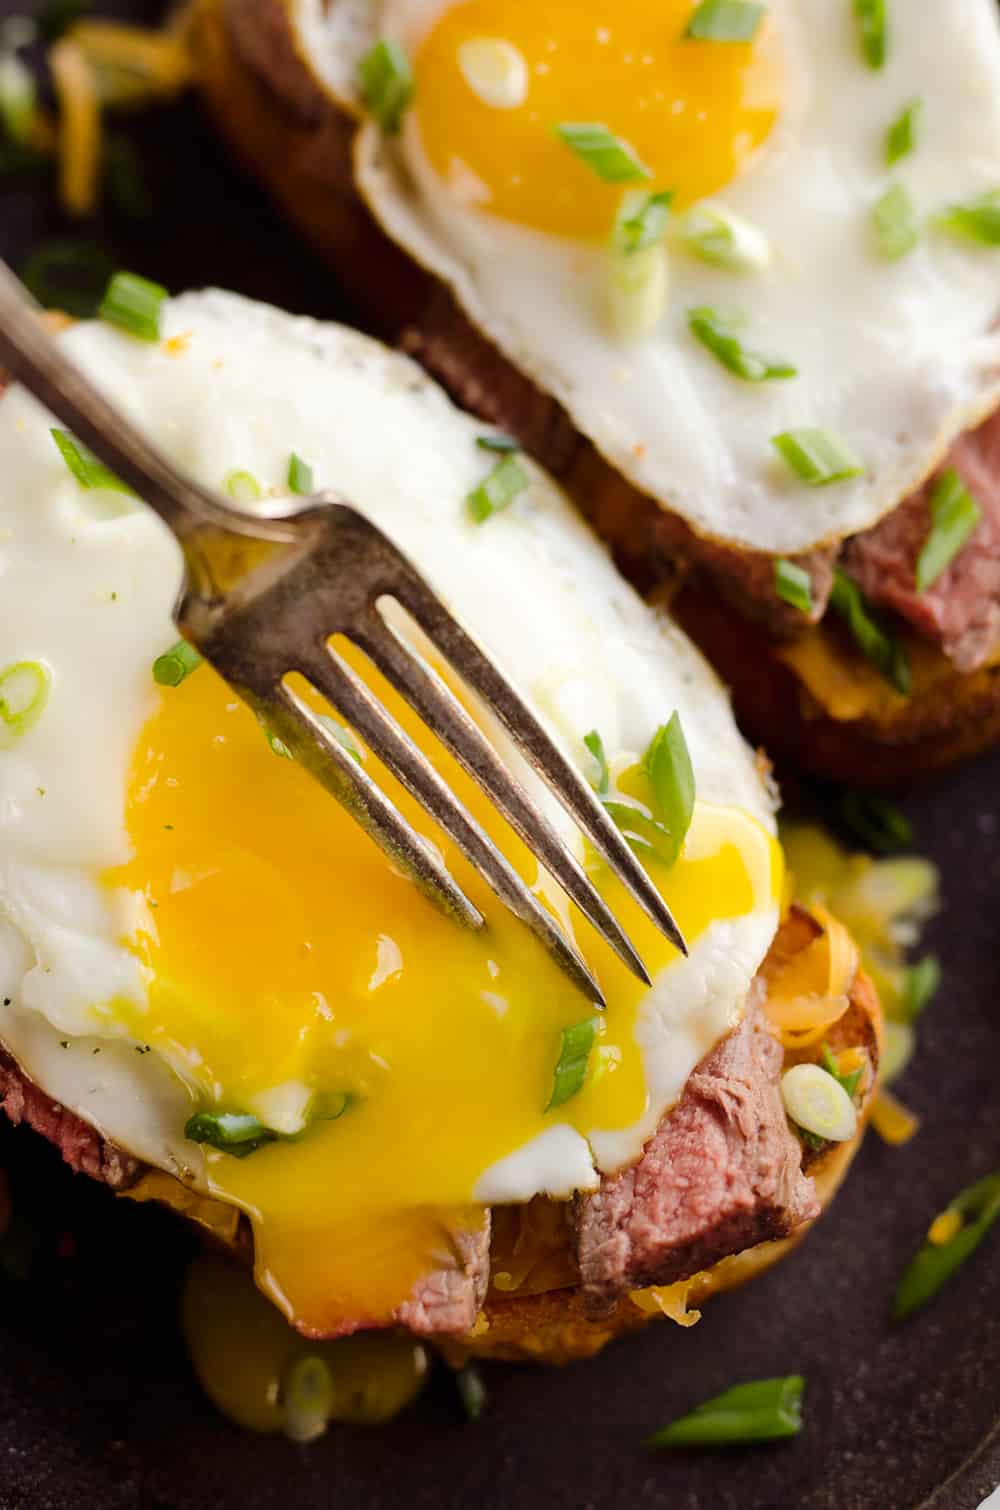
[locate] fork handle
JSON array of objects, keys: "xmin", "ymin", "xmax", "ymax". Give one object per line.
[{"xmin": 0, "ymin": 261, "xmax": 296, "ymax": 570}]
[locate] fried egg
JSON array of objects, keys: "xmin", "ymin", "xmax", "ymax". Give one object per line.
[
  {"xmin": 305, "ymin": 0, "xmax": 1000, "ymax": 552},
  {"xmin": 0, "ymin": 290, "xmax": 780, "ymax": 1334}
]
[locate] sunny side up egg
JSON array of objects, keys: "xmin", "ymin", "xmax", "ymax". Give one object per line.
[
  {"xmin": 340, "ymin": 0, "xmax": 1000, "ymax": 553},
  {"xmin": 0, "ymin": 290, "xmax": 780, "ymax": 1336}
]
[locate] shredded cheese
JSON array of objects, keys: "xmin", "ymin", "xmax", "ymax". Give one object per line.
[
  {"xmin": 630, "ymin": 1275, "xmax": 705, "ymax": 1328},
  {"xmin": 868, "ymin": 1088, "xmax": 920, "ymax": 1145},
  {"xmin": 49, "ymin": 39, "xmax": 101, "ymax": 218}
]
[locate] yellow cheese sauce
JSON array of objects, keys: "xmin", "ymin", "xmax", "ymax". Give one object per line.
[
  {"xmin": 411, "ymin": 0, "xmax": 783, "ymax": 238},
  {"xmin": 105, "ymin": 653, "xmax": 779, "ymax": 1334}
]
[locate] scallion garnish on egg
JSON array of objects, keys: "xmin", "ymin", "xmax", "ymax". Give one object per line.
[
  {"xmin": 871, "ymin": 183, "xmax": 918, "ymax": 260},
  {"xmin": 51, "ymin": 427, "xmax": 134, "ymax": 494},
  {"xmin": 287, "ymin": 453, "xmax": 314, "ymax": 496},
  {"xmin": 0, "ymin": 660, "xmax": 50, "ymax": 738},
  {"xmin": 688, "ymin": 307, "xmax": 797, "ymax": 382},
  {"xmin": 673, "ymin": 203, "xmax": 770, "ymax": 272},
  {"xmin": 554, "ymin": 122, "xmax": 651, "ymax": 184},
  {"xmin": 466, "ymin": 452, "xmax": 529, "ymax": 523},
  {"xmin": 647, "ymin": 1377, "xmax": 805, "ymax": 1448},
  {"xmin": 475, "ymin": 432, "xmax": 519, "ymax": 454},
  {"xmin": 358, "ymin": 38, "xmax": 414, "ymax": 135},
  {"xmin": 97, "ymin": 269, "xmax": 167, "ymax": 342},
  {"xmin": 893, "ymin": 1172, "xmax": 1000, "ymax": 1321},
  {"xmin": 152, "ymin": 638, "xmax": 202, "ymax": 687},
  {"xmin": 546, "ymin": 1017, "xmax": 598, "ymax": 1110},
  {"xmin": 644, "ymin": 713, "xmax": 695, "ymax": 869},
  {"xmin": 853, "ymin": 0, "xmax": 888, "ymax": 71},
  {"xmin": 886, "ymin": 98, "xmax": 922, "ymax": 166},
  {"xmin": 771, "ymin": 428, "xmax": 864, "ymax": 487},
  {"xmin": 223, "ymin": 468, "xmax": 263, "ymax": 504},
  {"xmin": 683, "ymin": 0, "xmax": 766, "ymax": 44},
  {"xmin": 774, "ymin": 558, "xmax": 813, "ymax": 614},
  {"xmin": 934, "ymin": 190, "xmax": 1000, "ymax": 246},
  {"xmin": 613, "ymin": 189, "xmax": 675, "ymax": 256},
  {"xmin": 915, "ymin": 468, "xmax": 982, "ymax": 591},
  {"xmin": 185, "ymin": 1110, "xmax": 277, "ymax": 1159},
  {"xmin": 583, "ymin": 729, "xmax": 610, "ymax": 796},
  {"xmin": 828, "ymin": 567, "xmax": 911, "ymax": 694}
]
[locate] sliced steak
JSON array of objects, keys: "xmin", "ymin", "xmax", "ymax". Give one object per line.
[
  {"xmin": 395, "ymin": 1216, "xmax": 492, "ymax": 1337},
  {"xmin": 844, "ymin": 407, "xmax": 1000, "ymax": 671},
  {"xmin": 0, "ymin": 1046, "xmax": 139, "ymax": 1189},
  {"xmin": 401, "ymin": 290, "xmax": 836, "ymax": 636},
  {"xmin": 574, "ymin": 996, "xmax": 817, "ymax": 1316}
]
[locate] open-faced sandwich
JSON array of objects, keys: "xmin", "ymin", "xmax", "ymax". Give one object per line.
[
  {"xmin": 188, "ymin": 0, "xmax": 1000, "ymax": 784},
  {"xmin": 0, "ymin": 288, "xmax": 881, "ymax": 1397}
]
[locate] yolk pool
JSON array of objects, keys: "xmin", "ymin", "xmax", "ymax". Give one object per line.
[
  {"xmin": 411, "ymin": 0, "xmax": 783, "ymax": 239},
  {"xmin": 105, "ymin": 652, "xmax": 779, "ymax": 1335}
]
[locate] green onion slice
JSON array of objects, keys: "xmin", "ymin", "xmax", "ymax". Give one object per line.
[
  {"xmin": 0, "ymin": 51, "xmax": 36, "ymax": 142},
  {"xmin": 688, "ymin": 306, "xmax": 796, "ymax": 382},
  {"xmin": 98, "ymin": 270, "xmax": 167, "ymax": 342},
  {"xmin": 456, "ymin": 1363, "xmax": 488, "ymax": 1422},
  {"xmin": 893, "ymin": 1173, "xmax": 1000, "ymax": 1321},
  {"xmin": 184, "ymin": 1111, "xmax": 277, "ymax": 1159},
  {"xmin": 546, "ymin": 1018, "xmax": 598, "ymax": 1110},
  {"xmin": 475, "ymin": 432, "xmax": 519, "ymax": 454},
  {"xmin": 358, "ymin": 38, "xmax": 414, "ymax": 134},
  {"xmin": 684, "ymin": 0, "xmax": 766, "ymax": 43},
  {"xmin": 153, "ymin": 639, "xmax": 202, "ymax": 687},
  {"xmin": 466, "ymin": 453, "xmax": 529, "ymax": 523},
  {"xmin": 772, "ymin": 428, "xmax": 864, "ymax": 487},
  {"xmin": 643, "ymin": 712, "xmax": 695, "ymax": 868},
  {"xmin": 0, "ymin": 661, "xmax": 50, "ymax": 738},
  {"xmin": 872, "ymin": 183, "xmax": 918, "ymax": 260},
  {"xmin": 774, "ymin": 558, "xmax": 813, "ymax": 614},
  {"xmin": 782, "ymin": 1062, "xmax": 857, "ymax": 1143},
  {"xmin": 20, "ymin": 240, "xmax": 115, "ymax": 319},
  {"xmin": 886, "ymin": 98, "xmax": 921, "ymax": 166},
  {"xmin": 583, "ymin": 729, "xmax": 610, "ymax": 796},
  {"xmin": 838, "ymin": 790, "xmax": 912, "ymax": 853},
  {"xmin": 820, "ymin": 1042, "xmax": 863, "ymax": 1100},
  {"xmin": 934, "ymin": 190, "xmax": 1000, "ymax": 246},
  {"xmin": 853, "ymin": 0, "xmax": 888, "ymax": 70},
  {"xmin": 282, "ymin": 1355, "xmax": 334, "ymax": 1444},
  {"xmin": 915, "ymin": 468, "xmax": 982, "ymax": 591},
  {"xmin": 609, "ymin": 242, "xmax": 668, "ymax": 342},
  {"xmin": 674, "ymin": 202, "xmax": 770, "ymax": 271},
  {"xmin": 554, "ymin": 122, "xmax": 651, "ymax": 184},
  {"xmin": 829, "ymin": 568, "xmax": 911, "ymax": 693},
  {"xmin": 648, "ymin": 1376, "xmax": 805, "ymax": 1448},
  {"xmin": 287, "ymin": 453, "xmax": 314, "ymax": 496},
  {"xmin": 224, "ymin": 469, "xmax": 263, "ymax": 504},
  {"xmin": 613, "ymin": 189, "xmax": 674, "ymax": 255},
  {"xmin": 902, "ymin": 955, "xmax": 940, "ymax": 1020},
  {"xmin": 602, "ymin": 802, "xmax": 678, "ymax": 866},
  {"xmin": 51, "ymin": 428, "xmax": 134, "ymax": 494}
]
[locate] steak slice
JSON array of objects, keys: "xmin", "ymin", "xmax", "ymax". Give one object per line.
[
  {"xmin": 0, "ymin": 1047, "xmax": 139, "ymax": 1189},
  {"xmin": 844, "ymin": 407, "xmax": 1000, "ymax": 672},
  {"xmin": 575, "ymin": 996, "xmax": 817, "ymax": 1316},
  {"xmin": 395, "ymin": 1217, "xmax": 492, "ymax": 1337}
]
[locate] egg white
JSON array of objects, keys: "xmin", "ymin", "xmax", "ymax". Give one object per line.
[
  {"xmin": 333, "ymin": 0, "xmax": 1000, "ymax": 553},
  {"xmin": 0, "ymin": 290, "xmax": 776, "ymax": 1201}
]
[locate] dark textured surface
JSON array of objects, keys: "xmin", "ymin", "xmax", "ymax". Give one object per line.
[{"xmin": 0, "ymin": 4, "xmax": 998, "ymax": 1506}]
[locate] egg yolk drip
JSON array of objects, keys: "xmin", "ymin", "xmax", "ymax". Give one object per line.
[
  {"xmin": 411, "ymin": 0, "xmax": 783, "ymax": 239},
  {"xmin": 105, "ymin": 650, "xmax": 779, "ymax": 1335}
]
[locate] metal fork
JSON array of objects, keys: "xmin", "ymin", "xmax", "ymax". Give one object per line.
[{"xmin": 0, "ymin": 263, "xmax": 686, "ymax": 1005}]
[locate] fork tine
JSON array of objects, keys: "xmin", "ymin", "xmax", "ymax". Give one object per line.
[
  {"xmin": 353, "ymin": 609, "xmax": 653, "ymax": 987},
  {"xmin": 257, "ymin": 683, "xmax": 483, "ymax": 931},
  {"xmin": 387, "ymin": 575, "xmax": 688, "ymax": 957},
  {"xmin": 288, "ymin": 647, "xmax": 607, "ymax": 1007}
]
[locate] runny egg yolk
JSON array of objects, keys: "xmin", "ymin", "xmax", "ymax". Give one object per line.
[
  {"xmin": 105, "ymin": 649, "xmax": 780, "ymax": 1336},
  {"xmin": 411, "ymin": 0, "xmax": 783, "ymax": 239}
]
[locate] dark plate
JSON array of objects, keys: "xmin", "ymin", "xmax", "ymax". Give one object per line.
[{"xmin": 0, "ymin": 6, "xmax": 998, "ymax": 1506}]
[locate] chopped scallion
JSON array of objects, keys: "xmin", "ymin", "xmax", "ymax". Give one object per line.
[
  {"xmin": 684, "ymin": 0, "xmax": 766, "ymax": 42},
  {"xmin": 546, "ymin": 1017, "xmax": 598, "ymax": 1110},
  {"xmin": 648, "ymin": 1377, "xmax": 805, "ymax": 1448},
  {"xmin": 688, "ymin": 306, "xmax": 796, "ymax": 382},
  {"xmin": 901, "ymin": 955, "xmax": 940, "ymax": 1020},
  {"xmin": 20, "ymin": 240, "xmax": 114, "ymax": 319},
  {"xmin": 886, "ymin": 98, "xmax": 921, "ymax": 166},
  {"xmin": 98, "ymin": 270, "xmax": 167, "ymax": 342},
  {"xmin": 475, "ymin": 432, "xmax": 519, "ymax": 454},
  {"xmin": 0, "ymin": 51, "xmax": 35, "ymax": 142},
  {"xmin": 782, "ymin": 1062, "xmax": 857, "ymax": 1143},
  {"xmin": 772, "ymin": 428, "xmax": 864, "ymax": 487},
  {"xmin": 839, "ymin": 790, "xmax": 912, "ymax": 853},
  {"xmin": 358, "ymin": 38, "xmax": 414, "ymax": 134},
  {"xmin": 51, "ymin": 428, "xmax": 134, "ymax": 494},
  {"xmin": 934, "ymin": 190, "xmax": 1000, "ymax": 246},
  {"xmin": 184, "ymin": 1110, "xmax": 276, "ymax": 1159},
  {"xmin": 224, "ymin": 469, "xmax": 263, "ymax": 504},
  {"xmin": 153, "ymin": 639, "xmax": 202, "ymax": 687},
  {"xmin": 774, "ymin": 558, "xmax": 813, "ymax": 614},
  {"xmin": 819, "ymin": 1042, "xmax": 863, "ymax": 1101},
  {"xmin": 609, "ymin": 240, "xmax": 668, "ymax": 341},
  {"xmin": 613, "ymin": 189, "xmax": 674, "ymax": 255},
  {"xmin": 456, "ymin": 1363, "xmax": 487, "ymax": 1422},
  {"xmin": 554, "ymin": 122, "xmax": 651, "ymax": 184},
  {"xmin": 466, "ymin": 453, "xmax": 529, "ymax": 523},
  {"xmin": 287, "ymin": 453, "xmax": 314, "ymax": 496},
  {"xmin": 282, "ymin": 1356, "xmax": 334, "ymax": 1445},
  {"xmin": 643, "ymin": 713, "xmax": 695, "ymax": 869},
  {"xmin": 829, "ymin": 568, "xmax": 910, "ymax": 693},
  {"xmin": 893, "ymin": 1172, "xmax": 1000, "ymax": 1321},
  {"xmin": 872, "ymin": 183, "xmax": 918, "ymax": 260},
  {"xmin": 583, "ymin": 729, "xmax": 610, "ymax": 796},
  {"xmin": 0, "ymin": 661, "xmax": 50, "ymax": 738},
  {"xmin": 915, "ymin": 468, "xmax": 982, "ymax": 591},
  {"xmin": 853, "ymin": 0, "xmax": 888, "ymax": 70},
  {"xmin": 674, "ymin": 202, "xmax": 770, "ymax": 271}
]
